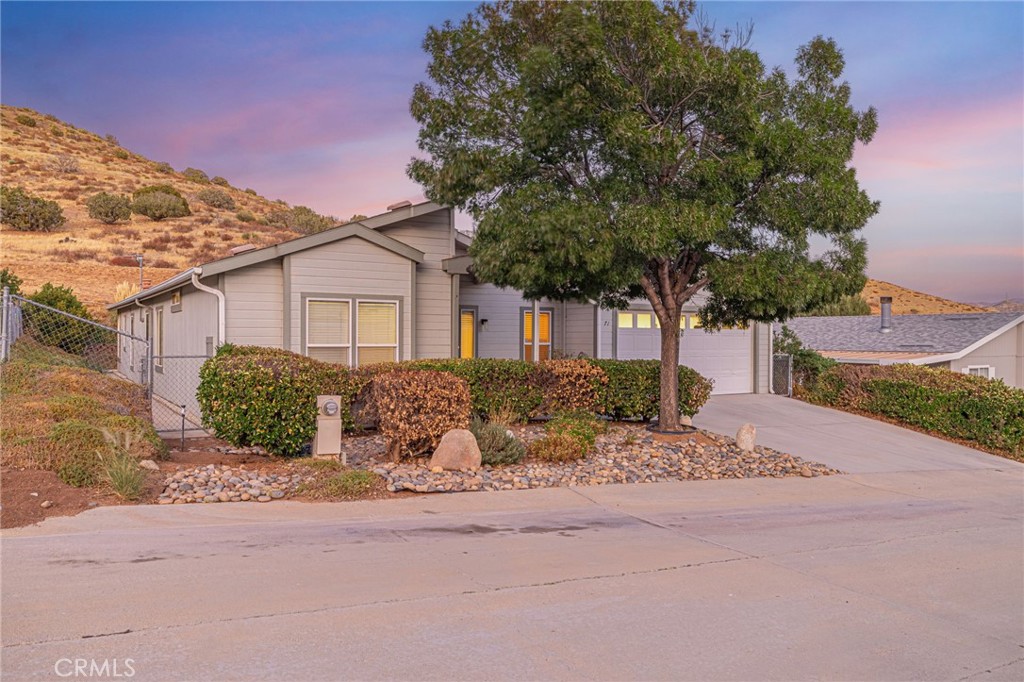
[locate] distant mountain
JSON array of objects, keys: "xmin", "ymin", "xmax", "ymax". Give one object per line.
[
  {"xmin": 988, "ymin": 299, "xmax": 1024, "ymax": 313},
  {"xmin": 0, "ymin": 105, "xmax": 304, "ymax": 316},
  {"xmin": 859, "ymin": 279, "xmax": 996, "ymax": 315}
]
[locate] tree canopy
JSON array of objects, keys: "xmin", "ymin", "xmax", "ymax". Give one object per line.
[{"xmin": 409, "ymin": 0, "xmax": 878, "ymax": 427}]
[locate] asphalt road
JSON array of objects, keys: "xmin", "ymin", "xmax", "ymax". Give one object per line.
[{"xmin": 2, "ymin": 396, "xmax": 1022, "ymax": 681}]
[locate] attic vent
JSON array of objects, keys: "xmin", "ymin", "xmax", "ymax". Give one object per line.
[
  {"xmin": 230, "ymin": 244, "xmax": 257, "ymax": 256},
  {"xmin": 387, "ymin": 200, "xmax": 412, "ymax": 211}
]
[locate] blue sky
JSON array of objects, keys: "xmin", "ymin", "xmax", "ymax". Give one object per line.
[{"xmin": 2, "ymin": 1, "xmax": 1021, "ymax": 303}]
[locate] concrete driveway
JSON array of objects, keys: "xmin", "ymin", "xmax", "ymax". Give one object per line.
[{"xmin": 2, "ymin": 395, "xmax": 1022, "ymax": 681}]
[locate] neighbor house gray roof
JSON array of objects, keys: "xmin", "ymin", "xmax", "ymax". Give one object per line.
[{"xmin": 780, "ymin": 312, "xmax": 1024, "ymax": 364}]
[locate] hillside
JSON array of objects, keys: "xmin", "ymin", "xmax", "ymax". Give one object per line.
[
  {"xmin": 0, "ymin": 105, "xmax": 305, "ymax": 317},
  {"xmin": 859, "ymin": 279, "xmax": 994, "ymax": 315}
]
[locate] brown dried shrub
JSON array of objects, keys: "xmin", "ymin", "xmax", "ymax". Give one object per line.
[
  {"xmin": 142, "ymin": 233, "xmax": 172, "ymax": 251},
  {"xmin": 150, "ymin": 258, "xmax": 175, "ymax": 269},
  {"xmin": 368, "ymin": 370, "xmax": 471, "ymax": 461},
  {"xmin": 46, "ymin": 246, "xmax": 100, "ymax": 262},
  {"xmin": 538, "ymin": 359, "xmax": 608, "ymax": 415},
  {"xmin": 109, "ymin": 255, "xmax": 138, "ymax": 267}
]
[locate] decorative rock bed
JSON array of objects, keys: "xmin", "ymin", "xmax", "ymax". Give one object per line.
[
  {"xmin": 373, "ymin": 425, "xmax": 841, "ymax": 494},
  {"xmin": 157, "ymin": 465, "xmax": 303, "ymax": 504}
]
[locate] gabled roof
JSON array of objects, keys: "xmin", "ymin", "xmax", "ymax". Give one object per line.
[
  {"xmin": 781, "ymin": 312, "xmax": 1024, "ymax": 365},
  {"xmin": 109, "ymin": 202, "xmax": 443, "ymax": 311}
]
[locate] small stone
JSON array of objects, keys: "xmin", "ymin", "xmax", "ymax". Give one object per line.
[
  {"xmin": 270, "ymin": 490, "xmax": 285, "ymax": 499},
  {"xmin": 158, "ymin": 498, "xmax": 174, "ymax": 505},
  {"xmin": 29, "ymin": 492, "xmax": 38, "ymax": 497},
  {"xmin": 430, "ymin": 466, "xmax": 444, "ymax": 474},
  {"xmin": 257, "ymin": 495, "xmax": 272, "ymax": 503},
  {"xmin": 240, "ymin": 493, "xmax": 251, "ymax": 501},
  {"xmin": 138, "ymin": 460, "xmax": 160, "ymax": 471},
  {"xmin": 40, "ymin": 500, "xmax": 54, "ymax": 509},
  {"xmin": 800, "ymin": 467, "xmax": 813, "ymax": 477},
  {"xmin": 736, "ymin": 423, "xmax": 756, "ymax": 452}
]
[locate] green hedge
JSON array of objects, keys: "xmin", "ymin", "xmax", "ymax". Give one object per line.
[
  {"xmin": 197, "ymin": 347, "xmax": 715, "ymax": 455},
  {"xmin": 804, "ymin": 364, "xmax": 1024, "ymax": 457},
  {"xmin": 197, "ymin": 345, "xmax": 352, "ymax": 456},
  {"xmin": 592, "ymin": 359, "xmax": 713, "ymax": 420}
]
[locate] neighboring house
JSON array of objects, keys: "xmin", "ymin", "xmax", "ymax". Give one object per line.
[
  {"xmin": 110, "ymin": 201, "xmax": 772, "ymax": 422},
  {"xmin": 782, "ymin": 298, "xmax": 1024, "ymax": 388}
]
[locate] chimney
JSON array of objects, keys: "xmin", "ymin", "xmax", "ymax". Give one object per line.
[{"xmin": 880, "ymin": 296, "xmax": 893, "ymax": 333}]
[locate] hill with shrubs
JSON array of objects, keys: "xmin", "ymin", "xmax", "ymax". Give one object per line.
[{"xmin": 0, "ymin": 105, "xmax": 346, "ymax": 317}]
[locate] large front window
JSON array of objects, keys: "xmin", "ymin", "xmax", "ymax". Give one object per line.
[{"xmin": 305, "ymin": 298, "xmax": 399, "ymax": 366}]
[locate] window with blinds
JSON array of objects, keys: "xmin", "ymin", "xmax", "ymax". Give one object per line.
[
  {"xmin": 460, "ymin": 309, "xmax": 475, "ymax": 359},
  {"xmin": 357, "ymin": 301, "xmax": 398, "ymax": 366},
  {"xmin": 306, "ymin": 299, "xmax": 350, "ymax": 364},
  {"xmin": 523, "ymin": 310, "xmax": 552, "ymax": 361}
]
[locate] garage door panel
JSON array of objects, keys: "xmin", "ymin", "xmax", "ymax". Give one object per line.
[{"xmin": 617, "ymin": 326, "xmax": 752, "ymax": 395}]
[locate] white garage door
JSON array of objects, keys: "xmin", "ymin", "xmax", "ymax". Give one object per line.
[{"xmin": 615, "ymin": 311, "xmax": 753, "ymax": 395}]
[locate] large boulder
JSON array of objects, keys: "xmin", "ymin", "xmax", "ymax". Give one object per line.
[{"xmin": 429, "ymin": 429, "xmax": 481, "ymax": 471}]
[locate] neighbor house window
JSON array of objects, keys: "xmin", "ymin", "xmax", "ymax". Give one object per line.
[
  {"xmin": 306, "ymin": 299, "xmax": 351, "ymax": 364},
  {"xmin": 964, "ymin": 365, "xmax": 994, "ymax": 379},
  {"xmin": 688, "ymin": 314, "xmax": 703, "ymax": 329},
  {"xmin": 636, "ymin": 313, "xmax": 652, "ymax": 329},
  {"xmin": 523, "ymin": 310, "xmax": 552, "ymax": 361},
  {"xmin": 356, "ymin": 301, "xmax": 398, "ymax": 366},
  {"xmin": 617, "ymin": 312, "xmax": 633, "ymax": 329}
]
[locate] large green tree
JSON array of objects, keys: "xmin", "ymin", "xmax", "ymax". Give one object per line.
[{"xmin": 409, "ymin": 1, "xmax": 878, "ymax": 429}]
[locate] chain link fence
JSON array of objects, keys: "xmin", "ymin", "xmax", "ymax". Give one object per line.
[
  {"xmin": 771, "ymin": 353, "xmax": 793, "ymax": 396},
  {"xmin": 1, "ymin": 288, "xmax": 210, "ymax": 442}
]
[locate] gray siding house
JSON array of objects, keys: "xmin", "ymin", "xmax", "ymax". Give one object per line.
[
  {"xmin": 110, "ymin": 202, "xmax": 772, "ymax": 422},
  {"xmin": 782, "ymin": 306, "xmax": 1024, "ymax": 389}
]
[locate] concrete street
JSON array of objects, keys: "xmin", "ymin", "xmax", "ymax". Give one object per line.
[{"xmin": 2, "ymin": 395, "xmax": 1022, "ymax": 681}]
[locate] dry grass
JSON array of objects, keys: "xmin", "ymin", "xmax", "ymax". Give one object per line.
[
  {"xmin": 0, "ymin": 104, "xmax": 300, "ymax": 315},
  {"xmin": 0, "ymin": 341, "xmax": 165, "ymax": 477},
  {"xmin": 861, "ymin": 279, "xmax": 995, "ymax": 315}
]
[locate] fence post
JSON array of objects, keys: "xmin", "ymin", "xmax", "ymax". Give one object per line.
[{"xmin": 1, "ymin": 286, "xmax": 9, "ymax": 362}]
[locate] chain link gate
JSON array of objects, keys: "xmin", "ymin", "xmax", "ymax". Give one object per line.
[{"xmin": 772, "ymin": 353, "xmax": 793, "ymax": 396}]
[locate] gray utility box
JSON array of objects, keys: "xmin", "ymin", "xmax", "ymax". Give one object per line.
[{"xmin": 313, "ymin": 395, "xmax": 343, "ymax": 460}]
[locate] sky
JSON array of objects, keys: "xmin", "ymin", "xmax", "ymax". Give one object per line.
[{"xmin": 1, "ymin": 1, "xmax": 1021, "ymax": 304}]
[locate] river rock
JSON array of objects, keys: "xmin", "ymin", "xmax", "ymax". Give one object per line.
[{"xmin": 736, "ymin": 423, "xmax": 756, "ymax": 452}]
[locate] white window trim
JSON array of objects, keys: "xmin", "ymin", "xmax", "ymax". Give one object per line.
[
  {"xmin": 305, "ymin": 297, "xmax": 352, "ymax": 366},
  {"xmin": 356, "ymin": 299, "xmax": 400, "ymax": 365},
  {"xmin": 963, "ymin": 365, "xmax": 994, "ymax": 379},
  {"xmin": 522, "ymin": 309, "xmax": 553, "ymax": 360},
  {"xmin": 153, "ymin": 307, "xmax": 164, "ymax": 370}
]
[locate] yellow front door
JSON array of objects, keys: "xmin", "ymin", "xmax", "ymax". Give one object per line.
[{"xmin": 459, "ymin": 309, "xmax": 475, "ymax": 359}]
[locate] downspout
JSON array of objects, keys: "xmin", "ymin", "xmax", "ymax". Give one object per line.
[{"xmin": 191, "ymin": 268, "xmax": 225, "ymax": 346}]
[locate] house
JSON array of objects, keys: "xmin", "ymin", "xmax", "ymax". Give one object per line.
[
  {"xmin": 782, "ymin": 297, "xmax": 1024, "ymax": 388},
  {"xmin": 110, "ymin": 201, "xmax": 773, "ymax": 422}
]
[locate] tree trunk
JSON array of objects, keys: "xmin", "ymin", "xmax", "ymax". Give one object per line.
[{"xmin": 658, "ymin": 313, "xmax": 681, "ymax": 430}]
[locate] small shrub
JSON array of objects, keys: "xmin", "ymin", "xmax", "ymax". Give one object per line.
[
  {"xmin": 182, "ymin": 167, "xmax": 210, "ymax": 184},
  {"xmin": 86, "ymin": 192, "xmax": 131, "ymax": 224},
  {"xmin": 469, "ymin": 418, "xmax": 525, "ymax": 466},
  {"xmin": 236, "ymin": 209, "xmax": 255, "ymax": 222},
  {"xmin": 50, "ymin": 125, "xmax": 64, "ymax": 138},
  {"xmin": 132, "ymin": 191, "xmax": 190, "ymax": 221},
  {"xmin": 590, "ymin": 360, "xmax": 712, "ymax": 420},
  {"xmin": 58, "ymin": 451, "xmax": 100, "ymax": 487},
  {"xmin": 109, "ymin": 255, "xmax": 138, "ymax": 267},
  {"xmin": 101, "ymin": 451, "xmax": 145, "ymax": 499},
  {"xmin": 325, "ymin": 470, "xmax": 375, "ymax": 495},
  {"xmin": 105, "ymin": 133, "xmax": 119, "ymax": 145},
  {"xmin": 244, "ymin": 188, "xmax": 257, "ymax": 195},
  {"xmin": 47, "ymin": 153, "xmax": 79, "ymax": 174},
  {"xmin": 404, "ymin": 358, "xmax": 546, "ymax": 420},
  {"xmin": 195, "ymin": 188, "xmax": 235, "ymax": 210},
  {"xmin": 150, "ymin": 258, "xmax": 175, "ymax": 269},
  {"xmin": 15, "ymin": 114, "xmax": 37, "ymax": 127},
  {"xmin": 546, "ymin": 411, "xmax": 604, "ymax": 451},
  {"xmin": 529, "ymin": 433, "xmax": 586, "ymax": 462},
  {"xmin": 1, "ymin": 267, "xmax": 24, "ymax": 295},
  {"xmin": 25, "ymin": 283, "xmax": 105, "ymax": 355},
  {"xmin": 133, "ymin": 184, "xmax": 185, "ymax": 200},
  {"xmin": 211, "ymin": 176, "xmax": 230, "ymax": 187},
  {"xmin": 154, "ymin": 162, "xmax": 174, "ymax": 174},
  {"xmin": 368, "ymin": 370, "xmax": 471, "ymax": 460},
  {"xmin": 113, "ymin": 149, "xmax": 130, "ymax": 160},
  {"xmin": 0, "ymin": 186, "xmax": 66, "ymax": 232},
  {"xmin": 266, "ymin": 206, "xmax": 336, "ymax": 235}
]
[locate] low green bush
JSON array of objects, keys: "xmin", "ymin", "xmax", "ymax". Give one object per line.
[
  {"xmin": 804, "ymin": 364, "xmax": 1024, "ymax": 457},
  {"xmin": 86, "ymin": 192, "xmax": 132, "ymax": 224},
  {"xmin": 182, "ymin": 167, "xmax": 210, "ymax": 184},
  {"xmin": 211, "ymin": 176, "xmax": 230, "ymax": 187},
  {"xmin": 469, "ymin": 418, "xmax": 525, "ymax": 466},
  {"xmin": 131, "ymin": 191, "xmax": 190, "ymax": 221},
  {"xmin": 529, "ymin": 411, "xmax": 604, "ymax": 463},
  {"xmin": 590, "ymin": 359, "xmax": 712, "ymax": 420},
  {"xmin": 101, "ymin": 451, "xmax": 145, "ymax": 500},
  {"xmin": 197, "ymin": 345, "xmax": 351, "ymax": 456},
  {"xmin": 154, "ymin": 161, "xmax": 174, "ymax": 174},
  {"xmin": 404, "ymin": 358, "xmax": 546, "ymax": 420},
  {"xmin": 0, "ymin": 186, "xmax": 66, "ymax": 232},
  {"xmin": 15, "ymin": 114, "xmax": 37, "ymax": 127},
  {"xmin": 236, "ymin": 210, "xmax": 255, "ymax": 223},
  {"xmin": 196, "ymin": 188, "xmax": 235, "ymax": 210},
  {"xmin": 774, "ymin": 325, "xmax": 837, "ymax": 389}
]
